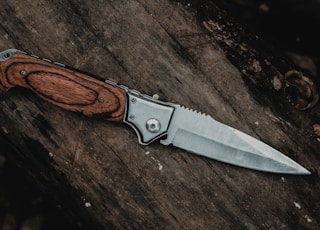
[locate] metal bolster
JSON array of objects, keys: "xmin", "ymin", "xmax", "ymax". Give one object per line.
[
  {"xmin": 0, "ymin": 49, "xmax": 22, "ymax": 61},
  {"xmin": 124, "ymin": 91, "xmax": 175, "ymax": 144},
  {"xmin": 104, "ymin": 80, "xmax": 175, "ymax": 145}
]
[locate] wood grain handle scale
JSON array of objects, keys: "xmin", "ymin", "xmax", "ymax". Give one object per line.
[{"xmin": 0, "ymin": 50, "xmax": 127, "ymax": 122}]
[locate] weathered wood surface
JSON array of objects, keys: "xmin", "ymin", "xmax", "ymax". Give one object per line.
[{"xmin": 0, "ymin": 0, "xmax": 319, "ymax": 229}]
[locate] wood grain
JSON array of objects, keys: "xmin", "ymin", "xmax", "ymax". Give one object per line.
[
  {"xmin": 0, "ymin": 0, "xmax": 319, "ymax": 229},
  {"xmin": 0, "ymin": 52, "xmax": 126, "ymax": 121}
]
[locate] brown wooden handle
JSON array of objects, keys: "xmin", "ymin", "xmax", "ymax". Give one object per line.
[{"xmin": 0, "ymin": 52, "xmax": 127, "ymax": 122}]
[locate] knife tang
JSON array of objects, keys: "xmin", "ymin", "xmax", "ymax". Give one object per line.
[{"xmin": 0, "ymin": 49, "xmax": 126, "ymax": 122}]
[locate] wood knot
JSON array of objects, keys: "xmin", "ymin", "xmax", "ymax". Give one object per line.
[
  {"xmin": 284, "ymin": 70, "xmax": 319, "ymax": 110},
  {"xmin": 313, "ymin": 124, "xmax": 320, "ymax": 137},
  {"xmin": 312, "ymin": 124, "xmax": 320, "ymax": 143}
]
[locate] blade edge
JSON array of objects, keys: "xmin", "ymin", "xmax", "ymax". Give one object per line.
[{"xmin": 168, "ymin": 128, "xmax": 310, "ymax": 174}]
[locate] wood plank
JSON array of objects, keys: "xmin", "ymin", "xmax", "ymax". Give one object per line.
[{"xmin": 0, "ymin": 0, "xmax": 319, "ymax": 229}]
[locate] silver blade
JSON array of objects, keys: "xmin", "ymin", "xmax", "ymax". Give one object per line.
[{"xmin": 160, "ymin": 105, "xmax": 310, "ymax": 175}]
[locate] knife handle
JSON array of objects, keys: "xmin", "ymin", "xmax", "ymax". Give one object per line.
[{"xmin": 0, "ymin": 50, "xmax": 126, "ymax": 122}]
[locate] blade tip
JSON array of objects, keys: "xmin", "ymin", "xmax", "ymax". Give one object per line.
[
  {"xmin": 300, "ymin": 169, "xmax": 311, "ymax": 175},
  {"xmin": 290, "ymin": 167, "xmax": 311, "ymax": 175}
]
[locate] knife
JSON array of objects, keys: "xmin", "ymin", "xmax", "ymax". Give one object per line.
[{"xmin": 0, "ymin": 49, "xmax": 310, "ymax": 175}]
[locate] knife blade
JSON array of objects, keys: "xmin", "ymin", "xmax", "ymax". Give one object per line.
[{"xmin": 0, "ymin": 49, "xmax": 310, "ymax": 175}]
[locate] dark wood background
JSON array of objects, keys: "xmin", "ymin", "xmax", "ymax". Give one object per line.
[{"xmin": 0, "ymin": 0, "xmax": 319, "ymax": 229}]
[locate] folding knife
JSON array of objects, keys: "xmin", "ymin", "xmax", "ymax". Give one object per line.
[{"xmin": 0, "ymin": 49, "xmax": 310, "ymax": 174}]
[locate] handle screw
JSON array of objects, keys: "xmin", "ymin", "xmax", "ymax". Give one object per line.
[
  {"xmin": 131, "ymin": 98, "xmax": 137, "ymax": 104},
  {"xmin": 20, "ymin": 70, "xmax": 27, "ymax": 77}
]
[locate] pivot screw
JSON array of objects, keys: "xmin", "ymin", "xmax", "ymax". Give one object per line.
[{"xmin": 146, "ymin": 118, "xmax": 161, "ymax": 133}]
